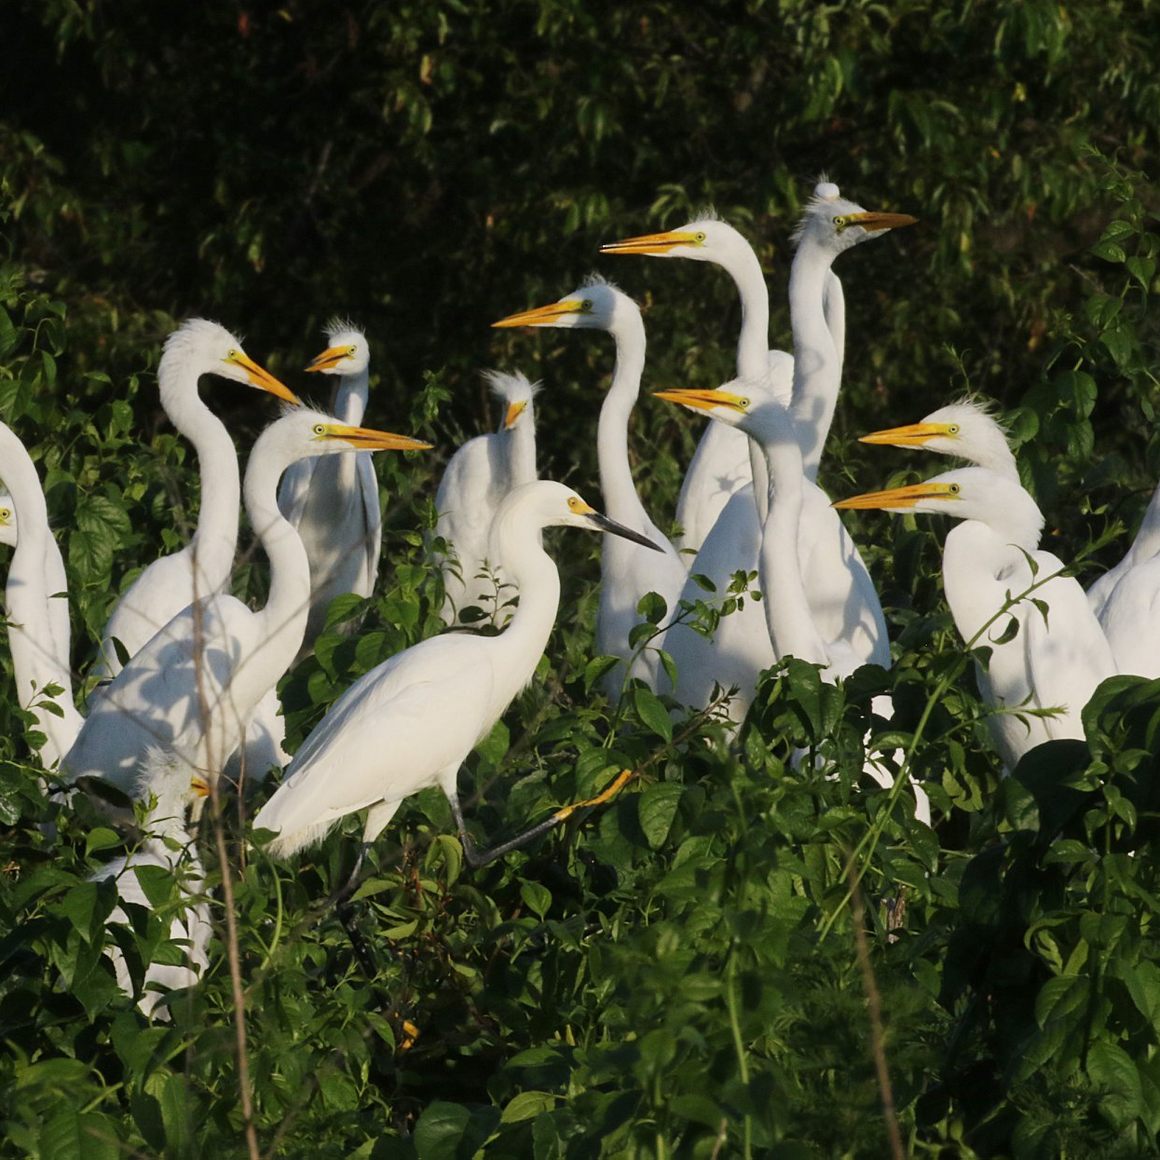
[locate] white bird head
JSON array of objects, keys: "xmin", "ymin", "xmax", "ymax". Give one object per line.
[
  {"xmin": 858, "ymin": 399, "xmax": 1018, "ymax": 479},
  {"xmin": 833, "ymin": 466, "xmax": 1044, "ymax": 548},
  {"xmin": 598, "ymin": 215, "xmax": 755, "ymax": 266},
  {"xmin": 490, "ymin": 276, "xmax": 637, "ymax": 335},
  {"xmin": 253, "ymin": 407, "xmax": 433, "ymax": 474},
  {"xmin": 482, "ymin": 369, "xmax": 540, "ymax": 431},
  {"xmin": 133, "ymin": 747, "xmax": 212, "ymax": 817},
  {"xmin": 161, "ymin": 318, "xmax": 301, "ymax": 404},
  {"xmin": 792, "ymin": 180, "xmax": 917, "ymax": 256},
  {"xmin": 305, "ymin": 318, "xmax": 370, "ymax": 376},
  {"xmin": 0, "ymin": 492, "xmax": 16, "ymax": 548},
  {"xmin": 499, "ymin": 480, "xmax": 663, "ymax": 551}
]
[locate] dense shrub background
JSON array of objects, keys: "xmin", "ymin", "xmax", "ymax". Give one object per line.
[{"xmin": 1, "ymin": 2, "xmax": 1159, "ymax": 1155}]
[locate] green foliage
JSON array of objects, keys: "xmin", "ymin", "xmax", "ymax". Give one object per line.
[{"xmin": 0, "ymin": 2, "xmax": 1159, "ymax": 1156}]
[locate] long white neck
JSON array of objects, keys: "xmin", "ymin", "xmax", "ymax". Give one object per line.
[
  {"xmin": 330, "ymin": 368, "xmax": 370, "ymax": 492},
  {"xmin": 599, "ymin": 309, "xmax": 660, "ymax": 537},
  {"xmin": 718, "ymin": 241, "xmax": 772, "ymax": 383},
  {"xmin": 788, "ymin": 238, "xmax": 841, "ymax": 484},
  {"xmin": 234, "ymin": 441, "xmax": 314, "ymax": 713},
  {"xmin": 750, "ymin": 412, "xmax": 829, "ymax": 665},
  {"xmin": 0, "ymin": 423, "xmax": 82, "ymax": 765},
  {"xmin": 508, "ymin": 418, "xmax": 537, "ymax": 488},
  {"xmin": 159, "ymin": 353, "xmax": 242, "ymax": 595},
  {"xmin": 485, "ymin": 504, "xmax": 562, "ymax": 713}
]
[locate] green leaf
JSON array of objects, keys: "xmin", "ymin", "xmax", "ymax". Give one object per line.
[
  {"xmin": 413, "ymin": 1100, "xmax": 471, "ymax": 1159},
  {"xmin": 1087, "ymin": 1040, "xmax": 1144, "ymax": 1128},
  {"xmin": 500, "ymin": 1090, "xmax": 558, "ymax": 1124},
  {"xmin": 519, "ymin": 880, "xmax": 551, "ymax": 920},
  {"xmin": 632, "ymin": 687, "xmax": 672, "ymax": 742},
  {"xmin": 638, "ymin": 783, "xmax": 682, "ymax": 849}
]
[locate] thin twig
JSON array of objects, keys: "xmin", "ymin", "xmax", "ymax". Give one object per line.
[{"xmin": 847, "ymin": 867, "xmax": 905, "ymax": 1160}]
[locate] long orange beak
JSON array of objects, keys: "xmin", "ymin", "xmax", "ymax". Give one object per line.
[
  {"xmin": 321, "ymin": 423, "xmax": 432, "ymax": 452},
  {"xmin": 503, "ymin": 400, "xmax": 528, "ymax": 429},
  {"xmin": 491, "ymin": 299, "xmax": 582, "ymax": 328},
  {"xmin": 653, "ymin": 387, "xmax": 747, "ymax": 414},
  {"xmin": 232, "ymin": 351, "xmax": 302, "ymax": 405},
  {"xmin": 859, "ymin": 421, "xmax": 951, "ymax": 448},
  {"xmin": 600, "ymin": 229, "xmax": 701, "ymax": 255},
  {"xmin": 833, "ymin": 480, "xmax": 960, "ymax": 511},
  {"xmin": 840, "ymin": 211, "xmax": 918, "ymax": 234},
  {"xmin": 305, "ymin": 345, "xmax": 351, "ymax": 373}
]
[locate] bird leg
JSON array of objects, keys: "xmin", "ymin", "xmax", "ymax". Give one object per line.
[
  {"xmin": 447, "ymin": 769, "xmax": 635, "ymax": 869},
  {"xmin": 330, "ymin": 841, "xmax": 379, "ymax": 979}
]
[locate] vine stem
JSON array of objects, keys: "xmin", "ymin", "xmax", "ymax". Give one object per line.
[
  {"xmin": 848, "ymin": 867, "xmax": 905, "ymax": 1160},
  {"xmin": 820, "ymin": 559, "xmax": 1080, "ymax": 940}
]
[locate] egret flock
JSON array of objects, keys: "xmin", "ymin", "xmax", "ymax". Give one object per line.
[{"xmin": 3, "ymin": 179, "xmax": 1149, "ymax": 1018}]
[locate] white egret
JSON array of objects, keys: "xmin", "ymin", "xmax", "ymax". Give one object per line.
[
  {"xmin": 0, "ymin": 426, "xmax": 83, "ymax": 766},
  {"xmin": 600, "ymin": 217, "xmax": 794, "ymax": 551},
  {"xmin": 654, "ymin": 382, "xmax": 889, "ymax": 726},
  {"xmin": 835, "ymin": 467, "xmax": 1117, "ymax": 769},
  {"xmin": 276, "ymin": 320, "xmax": 383, "ymax": 654},
  {"xmin": 493, "ymin": 281, "xmax": 688, "ymax": 690},
  {"xmin": 96, "ymin": 319, "xmax": 300, "ymax": 678},
  {"xmin": 432, "ymin": 370, "xmax": 539, "ymax": 628},
  {"xmin": 787, "ymin": 182, "xmax": 916, "ymax": 481},
  {"xmin": 655, "ymin": 386, "xmax": 928, "ymax": 820},
  {"xmin": 858, "ymin": 399, "xmax": 1019, "ymax": 480},
  {"xmin": 253, "ymin": 481, "xmax": 660, "ymax": 865},
  {"xmin": 1087, "ymin": 486, "xmax": 1160, "ymax": 619},
  {"xmin": 63, "ymin": 409, "xmax": 431, "ymax": 794},
  {"xmin": 94, "ymin": 750, "xmax": 212, "ymax": 1021}
]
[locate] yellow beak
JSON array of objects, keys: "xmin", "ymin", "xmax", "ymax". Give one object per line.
[
  {"xmin": 503, "ymin": 400, "xmax": 528, "ymax": 429},
  {"xmin": 842, "ymin": 211, "xmax": 918, "ymax": 234},
  {"xmin": 232, "ymin": 352, "xmax": 302, "ymax": 405},
  {"xmin": 491, "ymin": 299, "xmax": 583, "ymax": 328},
  {"xmin": 323, "ymin": 423, "xmax": 433, "ymax": 452},
  {"xmin": 833, "ymin": 480, "xmax": 960, "ymax": 511},
  {"xmin": 305, "ymin": 345, "xmax": 350, "ymax": 373},
  {"xmin": 653, "ymin": 387, "xmax": 747, "ymax": 413},
  {"xmin": 600, "ymin": 229, "xmax": 701, "ymax": 255},
  {"xmin": 859, "ymin": 421, "xmax": 952, "ymax": 448}
]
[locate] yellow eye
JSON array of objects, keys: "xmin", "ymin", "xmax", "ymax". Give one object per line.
[
  {"xmin": 948, "ymin": 424, "xmax": 960, "ymax": 435},
  {"xmin": 347, "ymin": 346, "xmax": 357, "ymax": 357},
  {"xmin": 313, "ymin": 423, "xmax": 328, "ymax": 436},
  {"xmin": 581, "ymin": 298, "xmax": 593, "ymax": 311},
  {"xmin": 948, "ymin": 483, "xmax": 961, "ymax": 495},
  {"xmin": 739, "ymin": 398, "xmax": 750, "ymax": 408},
  {"xmin": 0, "ymin": 508, "xmax": 10, "ymax": 521},
  {"xmin": 694, "ymin": 231, "xmax": 707, "ymax": 243},
  {"xmin": 567, "ymin": 496, "xmax": 584, "ymax": 512},
  {"xmin": 226, "ymin": 348, "xmax": 240, "ymax": 361},
  {"xmin": 833, "ymin": 215, "xmax": 850, "ymax": 232}
]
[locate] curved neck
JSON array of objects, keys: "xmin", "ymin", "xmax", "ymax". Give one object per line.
[
  {"xmin": 788, "ymin": 238, "xmax": 841, "ymax": 483},
  {"xmin": 719, "ymin": 242, "xmax": 771, "ymax": 382},
  {"xmin": 487, "ymin": 510, "xmax": 561, "ymax": 704},
  {"xmin": 0, "ymin": 424, "xmax": 81, "ymax": 763},
  {"xmin": 598, "ymin": 311, "xmax": 653, "ymax": 533},
  {"xmin": 159, "ymin": 358, "xmax": 241, "ymax": 592},
  {"xmin": 241, "ymin": 441, "xmax": 313, "ymax": 696},
  {"xmin": 754, "ymin": 417, "xmax": 828, "ymax": 664}
]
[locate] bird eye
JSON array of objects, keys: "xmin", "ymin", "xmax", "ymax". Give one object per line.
[
  {"xmin": 833, "ymin": 215, "xmax": 849, "ymax": 232},
  {"xmin": 313, "ymin": 423, "xmax": 327, "ymax": 436},
  {"xmin": 694, "ymin": 231, "xmax": 707, "ymax": 243},
  {"xmin": 948, "ymin": 424, "xmax": 960, "ymax": 435},
  {"xmin": 739, "ymin": 398, "xmax": 750, "ymax": 408},
  {"xmin": 226, "ymin": 348, "xmax": 240, "ymax": 361},
  {"xmin": 347, "ymin": 346, "xmax": 357, "ymax": 357},
  {"xmin": 0, "ymin": 509, "xmax": 9, "ymax": 520},
  {"xmin": 567, "ymin": 496, "xmax": 583, "ymax": 512},
  {"xmin": 581, "ymin": 298, "xmax": 593, "ymax": 311},
  {"xmin": 948, "ymin": 483, "xmax": 961, "ymax": 494}
]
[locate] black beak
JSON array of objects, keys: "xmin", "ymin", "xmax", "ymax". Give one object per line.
[{"xmin": 588, "ymin": 512, "xmax": 664, "ymax": 552}]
